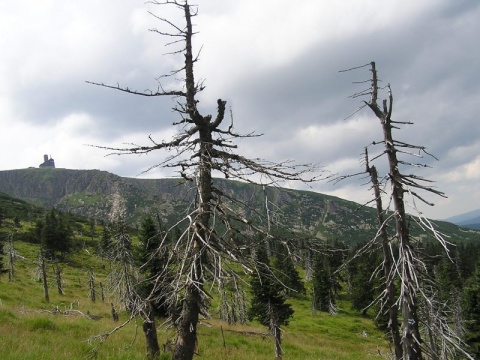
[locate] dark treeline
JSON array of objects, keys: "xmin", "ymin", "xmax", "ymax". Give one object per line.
[{"xmin": 343, "ymin": 239, "xmax": 480, "ymax": 358}]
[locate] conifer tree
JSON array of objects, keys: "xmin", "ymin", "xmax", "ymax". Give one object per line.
[
  {"xmin": 139, "ymin": 215, "xmax": 170, "ymax": 317},
  {"xmin": 38, "ymin": 209, "xmax": 72, "ymax": 258},
  {"xmin": 311, "ymin": 253, "xmax": 335, "ymax": 313},
  {"xmin": 272, "ymin": 243, "xmax": 305, "ymax": 298},
  {"xmin": 348, "ymin": 250, "xmax": 377, "ymax": 316},
  {"xmin": 99, "ymin": 223, "xmax": 113, "ymax": 260},
  {"xmin": 462, "ymin": 260, "xmax": 480, "ymax": 357},
  {"xmin": 248, "ymin": 245, "xmax": 294, "ymax": 358},
  {"xmin": 435, "ymin": 255, "xmax": 462, "ymax": 304},
  {"xmin": 89, "ymin": 219, "xmax": 96, "ymax": 242}
]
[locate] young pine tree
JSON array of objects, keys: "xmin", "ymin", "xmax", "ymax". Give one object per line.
[
  {"xmin": 347, "ymin": 245, "xmax": 380, "ymax": 316},
  {"xmin": 39, "ymin": 209, "xmax": 72, "ymax": 258},
  {"xmin": 462, "ymin": 260, "xmax": 480, "ymax": 358},
  {"xmin": 248, "ymin": 245, "xmax": 294, "ymax": 358},
  {"xmin": 139, "ymin": 215, "xmax": 170, "ymax": 317},
  {"xmin": 312, "ymin": 253, "xmax": 336, "ymax": 313},
  {"xmin": 99, "ymin": 223, "xmax": 113, "ymax": 260},
  {"xmin": 272, "ymin": 243, "xmax": 305, "ymax": 298}
]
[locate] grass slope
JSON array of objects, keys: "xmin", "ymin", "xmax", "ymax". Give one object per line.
[{"xmin": 0, "ymin": 238, "xmax": 390, "ymax": 359}]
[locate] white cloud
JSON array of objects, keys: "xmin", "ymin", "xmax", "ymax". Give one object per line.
[{"xmin": 442, "ymin": 155, "xmax": 480, "ymax": 182}]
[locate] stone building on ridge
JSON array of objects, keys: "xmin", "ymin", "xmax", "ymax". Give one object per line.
[{"xmin": 39, "ymin": 154, "xmax": 55, "ymax": 168}]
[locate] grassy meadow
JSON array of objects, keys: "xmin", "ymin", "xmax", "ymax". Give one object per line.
[{"xmin": 0, "ymin": 228, "xmax": 390, "ymax": 359}]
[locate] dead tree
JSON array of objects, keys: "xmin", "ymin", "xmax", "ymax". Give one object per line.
[
  {"xmin": 38, "ymin": 249, "xmax": 49, "ymax": 302},
  {"xmin": 110, "ymin": 303, "xmax": 119, "ymax": 322},
  {"xmin": 88, "ymin": 268, "xmax": 96, "ymax": 302},
  {"xmin": 143, "ymin": 302, "xmax": 161, "ymax": 360},
  {"xmin": 338, "ymin": 62, "xmax": 472, "ymax": 360},
  {"xmin": 365, "ymin": 148, "xmax": 402, "ymax": 359},
  {"xmin": 368, "ymin": 62, "xmax": 422, "ymax": 359},
  {"xmin": 218, "ymin": 275, "xmax": 246, "ymax": 325},
  {"xmin": 2, "ymin": 224, "xmax": 25, "ymax": 282},
  {"xmin": 7, "ymin": 232, "xmax": 15, "ymax": 282},
  {"xmin": 106, "ymin": 189, "xmax": 138, "ymax": 312},
  {"xmin": 99, "ymin": 282, "xmax": 105, "ymax": 303},
  {"xmin": 54, "ymin": 259, "xmax": 64, "ymax": 295},
  {"xmin": 106, "ymin": 190, "xmax": 161, "ymax": 359},
  {"xmin": 270, "ymin": 303, "xmax": 283, "ymax": 359},
  {"xmin": 88, "ymin": 2, "xmax": 320, "ymax": 359}
]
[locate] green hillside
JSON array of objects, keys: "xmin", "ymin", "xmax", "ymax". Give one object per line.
[
  {"xmin": 0, "ymin": 194, "xmax": 391, "ymax": 359},
  {"xmin": 1, "ymin": 175, "xmax": 480, "ymax": 359},
  {"xmin": 0, "ymin": 168, "xmax": 478, "ymax": 246}
]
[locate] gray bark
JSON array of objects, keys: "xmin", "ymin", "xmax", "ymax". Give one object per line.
[
  {"xmin": 366, "ymin": 62, "xmax": 423, "ymax": 359},
  {"xmin": 365, "ymin": 154, "xmax": 402, "ymax": 359},
  {"xmin": 143, "ymin": 304, "xmax": 160, "ymax": 360},
  {"xmin": 40, "ymin": 250, "xmax": 49, "ymax": 302}
]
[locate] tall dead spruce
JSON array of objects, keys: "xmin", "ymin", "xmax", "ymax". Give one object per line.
[
  {"xmin": 339, "ymin": 62, "xmax": 472, "ymax": 360},
  {"xmin": 88, "ymin": 2, "xmax": 318, "ymax": 359}
]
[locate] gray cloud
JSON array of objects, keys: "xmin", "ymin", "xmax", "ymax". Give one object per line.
[{"xmin": 1, "ymin": 0, "xmax": 479, "ymax": 219}]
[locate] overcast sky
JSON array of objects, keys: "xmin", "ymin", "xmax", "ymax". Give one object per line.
[{"xmin": 1, "ymin": 0, "xmax": 479, "ymax": 220}]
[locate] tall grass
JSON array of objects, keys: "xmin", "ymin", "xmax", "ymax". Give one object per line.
[{"xmin": 0, "ymin": 238, "xmax": 389, "ymax": 359}]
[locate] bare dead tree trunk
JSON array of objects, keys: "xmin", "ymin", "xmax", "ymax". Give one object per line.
[
  {"xmin": 7, "ymin": 233, "xmax": 15, "ymax": 282},
  {"xmin": 173, "ymin": 282, "xmax": 201, "ymax": 359},
  {"xmin": 269, "ymin": 302, "xmax": 283, "ymax": 359},
  {"xmin": 88, "ymin": 268, "xmax": 96, "ymax": 302},
  {"xmin": 234, "ymin": 277, "xmax": 247, "ymax": 325},
  {"xmin": 173, "ymin": 150, "xmax": 211, "ymax": 358},
  {"xmin": 39, "ymin": 250, "xmax": 49, "ymax": 303},
  {"xmin": 366, "ymin": 62, "xmax": 423, "ymax": 359},
  {"xmin": 99, "ymin": 281, "xmax": 105, "ymax": 303},
  {"xmin": 425, "ymin": 302, "xmax": 440, "ymax": 360},
  {"xmin": 8, "ymin": 250, "xmax": 14, "ymax": 282},
  {"xmin": 311, "ymin": 285, "xmax": 317, "ymax": 315},
  {"xmin": 111, "ymin": 303, "xmax": 119, "ymax": 322},
  {"xmin": 365, "ymin": 150, "xmax": 402, "ymax": 359},
  {"xmin": 219, "ymin": 280, "xmax": 231, "ymax": 324},
  {"xmin": 172, "ymin": 3, "xmax": 210, "ymax": 358},
  {"xmin": 340, "ymin": 61, "xmax": 472, "ymax": 359},
  {"xmin": 143, "ymin": 303, "xmax": 160, "ymax": 360},
  {"xmin": 54, "ymin": 259, "xmax": 64, "ymax": 295}
]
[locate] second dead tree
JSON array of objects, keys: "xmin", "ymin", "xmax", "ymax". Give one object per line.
[
  {"xmin": 38, "ymin": 248, "xmax": 49, "ymax": 303},
  {"xmin": 364, "ymin": 148, "xmax": 402, "ymax": 358},
  {"xmin": 339, "ymin": 61, "xmax": 472, "ymax": 359}
]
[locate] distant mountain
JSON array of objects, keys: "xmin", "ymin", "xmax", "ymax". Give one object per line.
[
  {"xmin": 445, "ymin": 209, "xmax": 480, "ymax": 230},
  {"xmin": 0, "ymin": 168, "xmax": 478, "ymax": 244}
]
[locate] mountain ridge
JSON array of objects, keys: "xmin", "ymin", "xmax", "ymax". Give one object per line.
[
  {"xmin": 445, "ymin": 208, "xmax": 480, "ymax": 229},
  {"xmin": 0, "ymin": 168, "xmax": 478, "ymax": 244}
]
